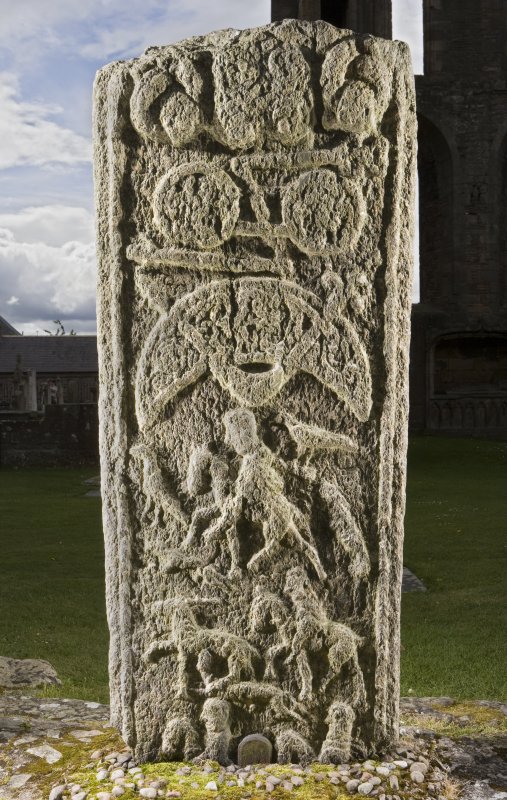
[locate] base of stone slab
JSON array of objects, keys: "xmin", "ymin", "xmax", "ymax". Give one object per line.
[{"xmin": 0, "ymin": 695, "xmax": 505, "ymax": 799}]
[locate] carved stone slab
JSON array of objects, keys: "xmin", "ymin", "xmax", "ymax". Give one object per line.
[{"xmin": 94, "ymin": 20, "xmax": 416, "ymax": 764}]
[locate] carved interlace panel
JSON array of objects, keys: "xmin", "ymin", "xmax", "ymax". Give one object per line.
[{"xmin": 94, "ymin": 20, "xmax": 416, "ymax": 764}]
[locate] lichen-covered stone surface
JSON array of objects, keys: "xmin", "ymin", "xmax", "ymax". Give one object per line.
[
  {"xmin": 93, "ymin": 20, "xmax": 416, "ymax": 764},
  {"xmin": 0, "ymin": 658, "xmax": 60, "ymax": 690}
]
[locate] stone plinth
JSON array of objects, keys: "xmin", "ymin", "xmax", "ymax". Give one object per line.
[{"xmin": 94, "ymin": 20, "xmax": 416, "ymax": 764}]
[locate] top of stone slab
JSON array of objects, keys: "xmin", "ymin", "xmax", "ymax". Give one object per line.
[{"xmin": 97, "ymin": 20, "xmax": 411, "ymax": 153}]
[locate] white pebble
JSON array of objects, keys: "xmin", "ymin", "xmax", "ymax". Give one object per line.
[
  {"xmin": 358, "ymin": 782, "xmax": 374, "ymax": 796},
  {"xmin": 49, "ymin": 786, "xmax": 66, "ymax": 800},
  {"xmin": 411, "ymin": 770, "xmax": 425, "ymax": 784},
  {"xmin": 410, "ymin": 761, "xmax": 428, "ymax": 774},
  {"xmin": 389, "ymin": 775, "xmax": 399, "ymax": 790},
  {"xmin": 96, "ymin": 793, "xmax": 111, "ymax": 800},
  {"xmin": 204, "ymin": 781, "xmax": 218, "ymax": 791},
  {"xmin": 111, "ymin": 789, "xmax": 124, "ymax": 797},
  {"xmin": 110, "ymin": 769, "xmax": 125, "ymax": 781},
  {"xmin": 346, "ymin": 779, "xmax": 360, "ymax": 792},
  {"xmin": 376, "ymin": 767, "xmax": 390, "ymax": 777},
  {"xmin": 291, "ymin": 776, "xmax": 304, "ymax": 786},
  {"xmin": 73, "ymin": 794, "xmax": 87, "ymax": 800},
  {"xmin": 139, "ymin": 790, "xmax": 157, "ymax": 799},
  {"xmin": 96, "ymin": 770, "xmax": 109, "ymax": 782},
  {"xmin": 266, "ymin": 775, "xmax": 281, "ymax": 785},
  {"xmin": 393, "ymin": 760, "xmax": 408, "ymax": 769}
]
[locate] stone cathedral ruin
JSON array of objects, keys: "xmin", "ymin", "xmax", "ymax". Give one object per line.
[{"xmin": 94, "ymin": 20, "xmax": 416, "ymax": 765}]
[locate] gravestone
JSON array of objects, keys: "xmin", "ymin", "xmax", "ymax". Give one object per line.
[
  {"xmin": 94, "ymin": 20, "xmax": 416, "ymax": 764},
  {"xmin": 237, "ymin": 733, "xmax": 273, "ymax": 767}
]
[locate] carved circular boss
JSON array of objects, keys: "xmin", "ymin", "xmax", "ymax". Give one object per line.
[{"xmin": 153, "ymin": 163, "xmax": 365, "ymax": 255}]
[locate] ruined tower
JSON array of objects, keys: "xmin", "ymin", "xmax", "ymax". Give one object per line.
[{"xmin": 272, "ymin": 0, "xmax": 507, "ymax": 437}]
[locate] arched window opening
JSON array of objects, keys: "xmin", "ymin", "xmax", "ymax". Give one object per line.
[{"xmin": 417, "ymin": 114, "xmax": 453, "ymax": 307}]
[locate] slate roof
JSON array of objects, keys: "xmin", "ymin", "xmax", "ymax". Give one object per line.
[
  {"xmin": 0, "ymin": 316, "xmax": 21, "ymax": 336},
  {"xmin": 0, "ymin": 336, "xmax": 98, "ymax": 374}
]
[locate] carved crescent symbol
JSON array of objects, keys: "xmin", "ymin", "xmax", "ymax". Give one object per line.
[{"xmin": 135, "ymin": 278, "xmax": 372, "ymax": 430}]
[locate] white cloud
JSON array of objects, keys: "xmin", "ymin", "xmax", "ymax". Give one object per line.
[
  {"xmin": 79, "ymin": 0, "xmax": 271, "ymax": 60},
  {"xmin": 0, "ymin": 0, "xmax": 106, "ymax": 49},
  {"xmin": 0, "ymin": 204, "xmax": 93, "ymax": 247},
  {"xmin": 0, "ymin": 72, "xmax": 91, "ymax": 169},
  {"xmin": 0, "ymin": 205, "xmax": 96, "ymax": 332},
  {"xmin": 0, "ymin": 0, "xmax": 270, "ymax": 62}
]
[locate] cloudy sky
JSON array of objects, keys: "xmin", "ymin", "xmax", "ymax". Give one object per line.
[{"xmin": 0, "ymin": 0, "xmax": 423, "ymax": 335}]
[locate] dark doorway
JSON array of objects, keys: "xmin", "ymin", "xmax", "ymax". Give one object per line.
[{"xmin": 320, "ymin": 0, "xmax": 349, "ymax": 28}]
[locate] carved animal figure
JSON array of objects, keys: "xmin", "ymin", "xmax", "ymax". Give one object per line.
[
  {"xmin": 319, "ymin": 479, "xmax": 370, "ymax": 586},
  {"xmin": 283, "ymin": 415, "xmax": 370, "ymax": 591},
  {"xmin": 284, "ymin": 567, "xmax": 365, "ymax": 706},
  {"xmin": 130, "ymin": 443, "xmax": 188, "ymax": 527},
  {"xmin": 145, "ymin": 601, "xmax": 259, "ymax": 698}
]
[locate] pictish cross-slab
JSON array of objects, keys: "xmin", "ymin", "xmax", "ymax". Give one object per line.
[{"xmin": 94, "ymin": 20, "xmax": 416, "ymax": 764}]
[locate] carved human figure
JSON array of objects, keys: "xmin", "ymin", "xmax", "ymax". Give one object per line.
[
  {"xmin": 319, "ymin": 701, "xmax": 355, "ymax": 763},
  {"xmin": 248, "ymin": 587, "xmax": 292, "ymax": 682},
  {"xmin": 198, "ymin": 698, "xmax": 232, "ymax": 765},
  {"xmin": 186, "ymin": 408, "xmax": 326, "ymax": 580}
]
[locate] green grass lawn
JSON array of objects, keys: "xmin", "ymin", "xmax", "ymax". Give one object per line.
[
  {"xmin": 401, "ymin": 436, "xmax": 507, "ymax": 700},
  {"xmin": 0, "ymin": 468, "xmax": 109, "ymax": 703},
  {"xmin": 0, "ymin": 436, "xmax": 505, "ymax": 704}
]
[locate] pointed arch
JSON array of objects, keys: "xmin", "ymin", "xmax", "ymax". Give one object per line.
[{"xmin": 417, "ymin": 113, "xmax": 454, "ymax": 306}]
